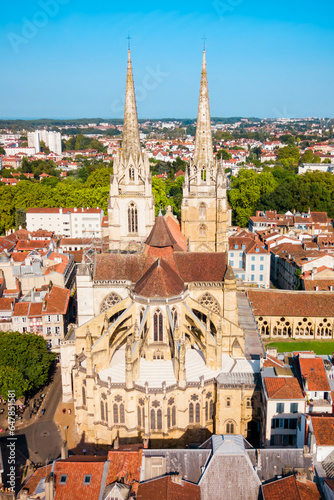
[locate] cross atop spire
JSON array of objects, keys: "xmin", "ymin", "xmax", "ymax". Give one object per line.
[
  {"xmin": 127, "ymin": 33, "xmax": 132, "ymax": 51},
  {"xmin": 122, "ymin": 48, "xmax": 142, "ymax": 165},
  {"xmin": 193, "ymin": 48, "xmax": 214, "ymax": 168}
]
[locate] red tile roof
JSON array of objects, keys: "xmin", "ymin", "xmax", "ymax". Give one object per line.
[
  {"xmin": 13, "ymin": 302, "xmax": 29, "ymax": 317},
  {"xmin": 174, "ymin": 252, "xmax": 227, "ymax": 283},
  {"xmin": 299, "ymin": 357, "xmax": 330, "ymax": 392},
  {"xmin": 137, "ymin": 475, "xmax": 201, "ymax": 500},
  {"xmin": 44, "ymin": 286, "xmax": 70, "ymax": 315},
  {"xmin": 248, "ymin": 290, "xmax": 334, "ymax": 317},
  {"xmin": 134, "ymin": 258, "xmax": 185, "ymax": 298},
  {"xmin": 106, "ymin": 450, "xmax": 142, "ymax": 495},
  {"xmin": 264, "ymin": 377, "xmax": 304, "ymax": 400},
  {"xmin": 262, "ymin": 475, "xmax": 321, "ymax": 500},
  {"xmin": 52, "ymin": 460, "xmax": 106, "ymax": 500},
  {"xmin": 27, "ymin": 207, "xmax": 102, "ymax": 214},
  {"xmin": 20, "ymin": 465, "xmax": 52, "ymax": 495},
  {"xmin": 145, "ymin": 215, "xmax": 179, "ymax": 249},
  {"xmin": 165, "ymin": 215, "xmax": 187, "ymax": 252},
  {"xmin": 263, "ymin": 355, "xmax": 284, "ymax": 368},
  {"xmin": 0, "ymin": 297, "xmax": 15, "ymax": 311},
  {"xmin": 311, "ymin": 415, "xmax": 334, "ymax": 446}
]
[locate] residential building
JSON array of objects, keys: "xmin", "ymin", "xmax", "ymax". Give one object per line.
[
  {"xmin": 296, "ymin": 354, "xmax": 332, "ymax": 413},
  {"xmin": 261, "ymin": 372, "xmax": 305, "ymax": 448},
  {"xmin": 26, "ymin": 207, "xmax": 104, "ymax": 238},
  {"xmin": 228, "ymin": 231, "xmax": 270, "ymax": 288},
  {"xmin": 11, "ymin": 285, "xmax": 71, "ymax": 351},
  {"xmin": 297, "ymin": 414, "xmax": 334, "ymax": 462}
]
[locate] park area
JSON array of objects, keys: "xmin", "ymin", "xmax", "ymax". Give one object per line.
[{"xmin": 267, "ymin": 340, "xmax": 334, "ymax": 355}]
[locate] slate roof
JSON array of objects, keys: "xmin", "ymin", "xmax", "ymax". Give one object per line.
[
  {"xmin": 142, "ymin": 449, "xmax": 210, "ymax": 484},
  {"xmin": 262, "ymin": 475, "xmax": 321, "ymax": 499},
  {"xmin": 264, "ymin": 377, "xmax": 304, "ymax": 400},
  {"xmin": 137, "ymin": 475, "xmax": 200, "ymax": 500},
  {"xmin": 248, "ymin": 290, "xmax": 334, "ymax": 317}
]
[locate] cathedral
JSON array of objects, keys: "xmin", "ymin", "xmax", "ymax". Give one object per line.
[{"xmin": 60, "ymin": 49, "xmax": 262, "ymax": 447}]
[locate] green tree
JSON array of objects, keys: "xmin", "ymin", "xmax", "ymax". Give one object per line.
[
  {"xmin": 217, "ymin": 149, "xmax": 232, "ymax": 160},
  {"xmin": 300, "ymin": 149, "xmax": 314, "ymax": 163},
  {"xmin": 0, "ymin": 146, "xmax": 6, "ymax": 155},
  {"xmin": 0, "ymin": 332, "xmax": 56, "ymax": 397}
]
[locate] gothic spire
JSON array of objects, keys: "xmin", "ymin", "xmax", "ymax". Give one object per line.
[
  {"xmin": 122, "ymin": 49, "xmax": 142, "ymax": 163},
  {"xmin": 193, "ymin": 50, "xmax": 214, "ymax": 167}
]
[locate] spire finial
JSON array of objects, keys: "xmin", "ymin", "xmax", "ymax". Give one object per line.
[{"xmin": 202, "ymin": 35, "xmax": 207, "ymax": 51}]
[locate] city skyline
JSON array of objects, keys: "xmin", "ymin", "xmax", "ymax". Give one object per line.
[{"xmin": 1, "ymin": 0, "xmax": 334, "ymax": 119}]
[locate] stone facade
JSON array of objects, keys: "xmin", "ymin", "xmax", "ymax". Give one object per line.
[
  {"xmin": 181, "ymin": 51, "xmax": 229, "ymax": 253},
  {"xmin": 108, "ymin": 50, "xmax": 155, "ymax": 251}
]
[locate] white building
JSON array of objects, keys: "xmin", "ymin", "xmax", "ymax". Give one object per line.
[
  {"xmin": 228, "ymin": 232, "xmax": 271, "ymax": 288},
  {"xmin": 27, "ymin": 131, "xmax": 41, "ymax": 153},
  {"xmin": 28, "ymin": 130, "xmax": 62, "ymax": 155},
  {"xmin": 26, "ymin": 207, "xmax": 104, "ymax": 238},
  {"xmin": 261, "ymin": 369, "xmax": 305, "ymax": 447}
]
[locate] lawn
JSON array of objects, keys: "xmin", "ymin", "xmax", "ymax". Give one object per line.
[{"xmin": 267, "ymin": 340, "xmax": 334, "ymax": 355}]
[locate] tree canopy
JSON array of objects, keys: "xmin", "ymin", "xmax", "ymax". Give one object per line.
[{"xmin": 0, "ymin": 332, "xmax": 56, "ymax": 399}]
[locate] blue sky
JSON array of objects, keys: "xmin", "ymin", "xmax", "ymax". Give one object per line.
[{"xmin": 0, "ymin": 0, "xmax": 333, "ymax": 119}]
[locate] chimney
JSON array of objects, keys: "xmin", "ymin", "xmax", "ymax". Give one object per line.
[
  {"xmin": 304, "ymin": 376, "xmax": 309, "ymax": 391},
  {"xmin": 61, "ymin": 440, "xmax": 68, "ymax": 459},
  {"xmin": 257, "ymin": 449, "xmax": 261, "ymax": 469},
  {"xmin": 296, "ymin": 472, "xmax": 307, "ymax": 484},
  {"xmin": 18, "ymin": 490, "xmax": 28, "ymax": 500},
  {"xmin": 171, "ymin": 473, "xmax": 183, "ymax": 485},
  {"xmin": 45, "ymin": 473, "xmax": 55, "ymax": 500},
  {"xmin": 143, "ymin": 438, "xmax": 149, "ymax": 449},
  {"xmin": 114, "ymin": 433, "xmax": 119, "ymax": 450}
]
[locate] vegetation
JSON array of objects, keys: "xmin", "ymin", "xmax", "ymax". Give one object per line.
[
  {"xmin": 267, "ymin": 340, "xmax": 334, "ymax": 356},
  {"xmin": 0, "ymin": 332, "xmax": 56, "ymax": 399},
  {"xmin": 228, "ymin": 168, "xmax": 334, "ymax": 227}
]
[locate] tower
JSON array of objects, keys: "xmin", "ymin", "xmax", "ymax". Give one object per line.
[
  {"xmin": 181, "ymin": 50, "xmax": 229, "ymax": 253},
  {"xmin": 108, "ymin": 50, "xmax": 155, "ymax": 251}
]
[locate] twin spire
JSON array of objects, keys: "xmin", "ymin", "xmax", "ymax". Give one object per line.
[
  {"xmin": 122, "ymin": 48, "xmax": 214, "ymax": 167},
  {"xmin": 122, "ymin": 49, "xmax": 142, "ymax": 164},
  {"xmin": 193, "ymin": 50, "xmax": 214, "ymax": 167}
]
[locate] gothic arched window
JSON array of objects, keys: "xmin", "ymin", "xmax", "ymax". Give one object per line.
[
  {"xmin": 195, "ymin": 402, "xmax": 200, "ymax": 423},
  {"xmin": 226, "ymin": 421, "xmax": 235, "ymax": 434},
  {"xmin": 129, "ymin": 167, "xmax": 135, "ymax": 181},
  {"xmin": 151, "ymin": 409, "xmax": 156, "ymax": 430},
  {"xmin": 113, "ymin": 403, "xmax": 119, "ymax": 424},
  {"xmin": 82, "ymin": 386, "xmax": 86, "ymax": 406},
  {"xmin": 199, "ymin": 203, "xmax": 206, "ymax": 219},
  {"xmin": 189, "ymin": 402, "xmax": 194, "ymax": 424},
  {"xmin": 201, "ymin": 168, "xmax": 206, "ymax": 181},
  {"xmin": 199, "ymin": 224, "xmax": 207, "ymax": 237},
  {"xmin": 100, "ymin": 400, "xmax": 105, "ymax": 421},
  {"xmin": 128, "ymin": 202, "xmax": 138, "ymax": 234},
  {"xmin": 157, "ymin": 409, "xmax": 162, "ymax": 430},
  {"xmin": 153, "ymin": 309, "xmax": 163, "ymax": 343}
]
